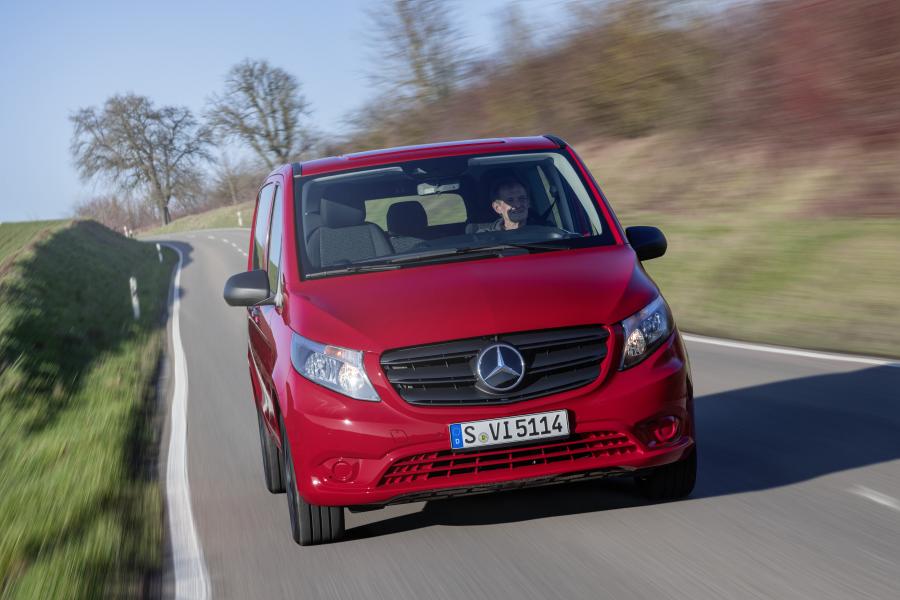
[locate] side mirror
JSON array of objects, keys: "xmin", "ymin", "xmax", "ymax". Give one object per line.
[
  {"xmin": 223, "ymin": 270, "xmax": 272, "ymax": 306},
  {"xmin": 626, "ymin": 226, "xmax": 667, "ymax": 261}
]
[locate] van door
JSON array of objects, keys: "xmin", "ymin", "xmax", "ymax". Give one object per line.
[
  {"xmin": 257, "ymin": 183, "xmax": 285, "ymax": 434},
  {"xmin": 248, "ymin": 182, "xmax": 276, "ymax": 420}
]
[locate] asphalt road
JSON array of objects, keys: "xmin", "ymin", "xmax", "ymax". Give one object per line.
[{"xmin": 154, "ymin": 229, "xmax": 900, "ymax": 600}]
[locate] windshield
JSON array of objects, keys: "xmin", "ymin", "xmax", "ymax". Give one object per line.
[{"xmin": 296, "ymin": 150, "xmax": 616, "ymax": 278}]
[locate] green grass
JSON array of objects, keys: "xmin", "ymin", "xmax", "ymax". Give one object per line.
[
  {"xmin": 638, "ymin": 217, "xmax": 900, "ymax": 357},
  {"xmin": 143, "ymin": 201, "xmax": 253, "ymax": 235},
  {"xmin": 583, "ymin": 135, "xmax": 900, "ymax": 357},
  {"xmin": 0, "ymin": 222, "xmax": 67, "ymax": 266},
  {"xmin": 0, "ymin": 220, "xmax": 175, "ymax": 598}
]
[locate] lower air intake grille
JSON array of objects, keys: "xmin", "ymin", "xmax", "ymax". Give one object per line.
[{"xmin": 379, "ymin": 430, "xmax": 636, "ymax": 488}]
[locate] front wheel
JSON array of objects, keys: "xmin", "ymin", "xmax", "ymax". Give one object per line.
[
  {"xmin": 636, "ymin": 447, "xmax": 697, "ymax": 501},
  {"xmin": 280, "ymin": 418, "xmax": 345, "ymax": 545}
]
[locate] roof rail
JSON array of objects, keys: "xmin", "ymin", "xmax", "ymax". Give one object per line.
[
  {"xmin": 543, "ymin": 134, "xmax": 567, "ymax": 148},
  {"xmin": 291, "ymin": 162, "xmax": 302, "ymax": 177}
]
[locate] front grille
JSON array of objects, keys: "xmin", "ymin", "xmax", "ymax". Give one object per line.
[
  {"xmin": 380, "ymin": 325, "xmax": 609, "ymax": 406},
  {"xmin": 379, "ymin": 430, "xmax": 637, "ymax": 488}
]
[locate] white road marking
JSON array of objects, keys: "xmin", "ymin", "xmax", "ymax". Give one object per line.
[
  {"xmin": 187, "ymin": 227, "xmax": 248, "ymax": 233},
  {"xmin": 850, "ymin": 486, "xmax": 900, "ymax": 512},
  {"xmin": 162, "ymin": 244, "xmax": 211, "ymax": 600},
  {"xmin": 682, "ymin": 333, "xmax": 897, "ymax": 367},
  {"xmin": 207, "ymin": 235, "xmax": 215, "ymax": 240},
  {"xmin": 230, "ymin": 242, "xmax": 238, "ymax": 248}
]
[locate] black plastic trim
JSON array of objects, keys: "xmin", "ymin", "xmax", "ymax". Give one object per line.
[
  {"xmin": 223, "ymin": 269, "xmax": 272, "ymax": 306},
  {"xmin": 543, "ymin": 134, "xmax": 568, "ymax": 148},
  {"xmin": 625, "ymin": 226, "xmax": 667, "ymax": 261},
  {"xmin": 374, "ymin": 466, "xmax": 635, "ymax": 507}
]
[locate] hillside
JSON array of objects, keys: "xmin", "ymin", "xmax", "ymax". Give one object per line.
[
  {"xmin": 0, "ymin": 220, "xmax": 175, "ymax": 597},
  {"xmin": 583, "ymin": 135, "xmax": 900, "ymax": 357},
  {"xmin": 143, "ymin": 200, "xmax": 253, "ymax": 235}
]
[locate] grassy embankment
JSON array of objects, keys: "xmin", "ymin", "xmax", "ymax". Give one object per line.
[
  {"xmin": 584, "ymin": 135, "xmax": 900, "ymax": 357},
  {"xmin": 143, "ymin": 200, "xmax": 253, "ymax": 235},
  {"xmin": 0, "ymin": 220, "xmax": 175, "ymax": 598}
]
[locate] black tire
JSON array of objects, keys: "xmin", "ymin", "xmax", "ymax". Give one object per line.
[
  {"xmin": 257, "ymin": 409, "xmax": 285, "ymax": 493},
  {"xmin": 280, "ymin": 419, "xmax": 345, "ymax": 546},
  {"xmin": 636, "ymin": 447, "xmax": 697, "ymax": 501}
]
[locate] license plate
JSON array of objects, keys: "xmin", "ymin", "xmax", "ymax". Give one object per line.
[{"xmin": 449, "ymin": 410, "xmax": 569, "ymax": 450}]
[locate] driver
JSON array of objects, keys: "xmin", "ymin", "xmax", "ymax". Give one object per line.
[{"xmin": 470, "ymin": 175, "xmax": 531, "ymax": 232}]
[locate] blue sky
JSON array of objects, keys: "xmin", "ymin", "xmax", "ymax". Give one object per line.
[{"xmin": 0, "ymin": 0, "xmax": 556, "ymax": 222}]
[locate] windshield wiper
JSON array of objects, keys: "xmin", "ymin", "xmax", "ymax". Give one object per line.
[
  {"xmin": 483, "ymin": 241, "xmax": 571, "ymax": 252},
  {"xmin": 305, "ymin": 263, "xmax": 403, "ymax": 279},
  {"xmin": 389, "ymin": 245, "xmax": 529, "ymax": 263},
  {"xmin": 363, "ymin": 242, "xmax": 569, "ymax": 266},
  {"xmin": 308, "ymin": 241, "xmax": 571, "ymax": 278}
]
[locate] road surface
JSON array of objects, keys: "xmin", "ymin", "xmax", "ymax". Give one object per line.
[{"xmin": 153, "ymin": 229, "xmax": 900, "ymax": 600}]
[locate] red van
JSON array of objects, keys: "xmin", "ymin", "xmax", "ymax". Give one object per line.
[{"xmin": 224, "ymin": 136, "xmax": 695, "ymax": 545}]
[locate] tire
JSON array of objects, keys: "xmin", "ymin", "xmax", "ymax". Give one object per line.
[
  {"xmin": 257, "ymin": 408, "xmax": 285, "ymax": 493},
  {"xmin": 280, "ymin": 418, "xmax": 345, "ymax": 545},
  {"xmin": 636, "ymin": 447, "xmax": 697, "ymax": 501}
]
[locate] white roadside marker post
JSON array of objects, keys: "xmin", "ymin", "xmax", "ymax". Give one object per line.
[
  {"xmin": 130, "ymin": 277, "xmax": 140, "ymax": 320},
  {"xmin": 156, "ymin": 243, "xmax": 163, "ymax": 263},
  {"xmin": 237, "ymin": 211, "xmax": 243, "ymax": 227},
  {"xmin": 123, "ymin": 225, "xmax": 129, "ymax": 237}
]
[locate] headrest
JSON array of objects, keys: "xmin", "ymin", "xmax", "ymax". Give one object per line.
[
  {"xmin": 321, "ymin": 197, "xmax": 365, "ymax": 228},
  {"xmin": 387, "ymin": 201, "xmax": 428, "ymax": 235}
]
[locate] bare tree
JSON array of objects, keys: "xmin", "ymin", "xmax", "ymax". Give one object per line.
[
  {"xmin": 70, "ymin": 94, "xmax": 212, "ymax": 225},
  {"xmin": 367, "ymin": 0, "xmax": 470, "ymax": 108},
  {"xmin": 220, "ymin": 153, "xmax": 241, "ymax": 205},
  {"xmin": 208, "ymin": 155, "xmax": 268, "ymax": 208},
  {"xmin": 494, "ymin": 1, "xmax": 538, "ymax": 67},
  {"xmin": 207, "ymin": 59, "xmax": 316, "ymax": 169},
  {"xmin": 74, "ymin": 193, "xmax": 157, "ymax": 232},
  {"xmin": 344, "ymin": 92, "xmax": 421, "ymax": 150}
]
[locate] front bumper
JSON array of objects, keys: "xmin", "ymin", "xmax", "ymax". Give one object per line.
[{"xmin": 280, "ymin": 331, "xmax": 694, "ymax": 507}]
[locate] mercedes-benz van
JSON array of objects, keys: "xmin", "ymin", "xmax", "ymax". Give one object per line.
[{"xmin": 224, "ymin": 136, "xmax": 695, "ymax": 545}]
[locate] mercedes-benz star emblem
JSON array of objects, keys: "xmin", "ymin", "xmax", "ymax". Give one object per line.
[{"xmin": 475, "ymin": 343, "xmax": 526, "ymax": 392}]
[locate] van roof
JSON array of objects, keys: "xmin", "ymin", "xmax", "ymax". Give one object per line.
[{"xmin": 295, "ymin": 136, "xmax": 563, "ymax": 178}]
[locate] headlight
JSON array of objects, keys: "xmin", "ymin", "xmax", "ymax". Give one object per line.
[
  {"xmin": 620, "ymin": 295, "xmax": 673, "ymax": 369},
  {"xmin": 290, "ymin": 333, "xmax": 380, "ymax": 401}
]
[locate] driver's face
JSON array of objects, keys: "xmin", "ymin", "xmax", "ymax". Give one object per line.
[{"xmin": 493, "ymin": 183, "xmax": 530, "ymax": 223}]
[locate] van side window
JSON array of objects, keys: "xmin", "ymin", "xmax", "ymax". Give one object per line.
[
  {"xmin": 252, "ymin": 184, "xmax": 275, "ymax": 270},
  {"xmin": 266, "ymin": 186, "xmax": 284, "ymax": 293}
]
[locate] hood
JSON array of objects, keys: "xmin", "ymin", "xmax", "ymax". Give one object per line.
[{"xmin": 286, "ymin": 245, "xmax": 659, "ymax": 352}]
